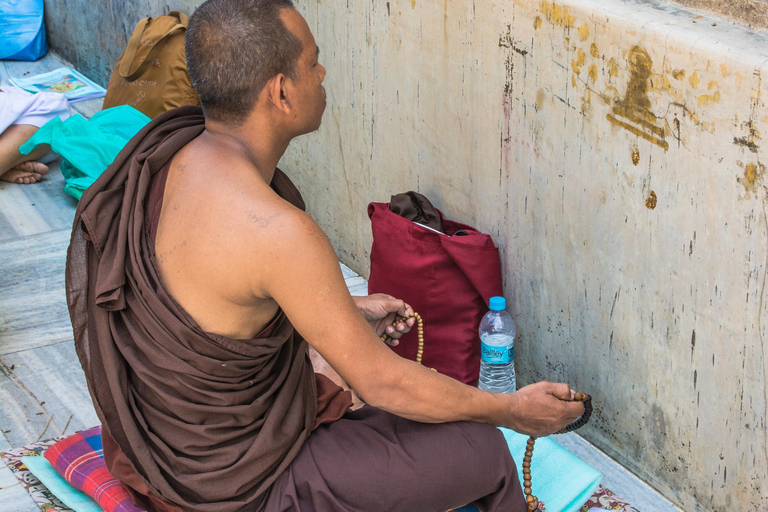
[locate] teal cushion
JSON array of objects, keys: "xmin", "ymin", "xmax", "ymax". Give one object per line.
[
  {"xmin": 21, "ymin": 455, "xmax": 102, "ymax": 512},
  {"xmin": 500, "ymin": 428, "xmax": 602, "ymax": 512}
]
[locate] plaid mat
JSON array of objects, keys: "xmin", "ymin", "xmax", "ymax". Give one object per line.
[{"xmin": 3, "ymin": 440, "xmax": 639, "ymax": 512}]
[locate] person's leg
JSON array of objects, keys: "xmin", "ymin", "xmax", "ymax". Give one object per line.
[
  {"xmin": 262, "ymin": 406, "xmax": 526, "ymax": 512},
  {"xmin": 0, "ymin": 124, "xmax": 51, "ymax": 184}
]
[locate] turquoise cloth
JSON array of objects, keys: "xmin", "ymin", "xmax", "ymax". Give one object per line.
[
  {"xmin": 21, "ymin": 455, "xmax": 102, "ymax": 512},
  {"xmin": 19, "ymin": 105, "xmax": 150, "ymax": 200},
  {"xmin": 456, "ymin": 428, "xmax": 602, "ymax": 512},
  {"xmin": 501, "ymin": 428, "xmax": 602, "ymax": 512}
]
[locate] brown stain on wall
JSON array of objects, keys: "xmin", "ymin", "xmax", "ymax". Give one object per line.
[
  {"xmin": 697, "ymin": 91, "xmax": 721, "ymax": 107},
  {"xmin": 590, "ymin": 42, "xmax": 600, "ymax": 58},
  {"xmin": 608, "ymin": 57, "xmax": 619, "ymax": 78},
  {"xmin": 589, "ymin": 64, "xmax": 598, "ymax": 82},
  {"xmin": 498, "ymin": 25, "xmax": 529, "ymax": 97},
  {"xmin": 499, "ymin": 25, "xmax": 529, "ymax": 56},
  {"xmin": 607, "ymin": 46, "xmax": 669, "ymax": 150},
  {"xmin": 578, "ymin": 22, "xmax": 590, "ymax": 42},
  {"xmin": 672, "ymin": 69, "xmax": 686, "ymax": 80},
  {"xmin": 631, "ymin": 144, "xmax": 640, "ymax": 165},
  {"xmin": 739, "ymin": 162, "xmax": 765, "ymax": 193},
  {"xmin": 734, "ymin": 120, "xmax": 760, "ymax": 153},
  {"xmin": 696, "ymin": 80, "xmax": 721, "ymax": 107},
  {"xmin": 653, "ymin": 74, "xmax": 683, "ymax": 102},
  {"xmin": 689, "ymin": 71, "xmax": 700, "ymax": 89},
  {"xmin": 536, "ymin": 88, "xmax": 546, "ymax": 110},
  {"xmin": 645, "ymin": 190, "xmax": 657, "ymax": 209},
  {"xmin": 571, "ymin": 47, "xmax": 585, "ymax": 75},
  {"xmin": 534, "ymin": 16, "xmax": 542, "ymax": 29},
  {"xmin": 539, "ymin": 0, "xmax": 575, "ymax": 28}
]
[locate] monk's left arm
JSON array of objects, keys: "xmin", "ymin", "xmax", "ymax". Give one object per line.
[{"xmin": 255, "ymin": 208, "xmax": 583, "ymax": 436}]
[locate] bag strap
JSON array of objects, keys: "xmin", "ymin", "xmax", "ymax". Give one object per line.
[{"xmin": 118, "ymin": 11, "xmax": 189, "ymax": 82}]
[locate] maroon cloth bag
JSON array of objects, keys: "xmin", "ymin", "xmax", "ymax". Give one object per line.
[{"xmin": 367, "ymin": 200, "xmax": 503, "ymax": 385}]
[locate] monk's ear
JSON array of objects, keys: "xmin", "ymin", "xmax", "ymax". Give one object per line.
[{"xmin": 266, "ymin": 73, "xmax": 291, "ymax": 115}]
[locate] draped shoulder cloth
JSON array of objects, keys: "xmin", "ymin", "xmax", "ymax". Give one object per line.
[{"xmin": 66, "ymin": 106, "xmax": 318, "ymax": 511}]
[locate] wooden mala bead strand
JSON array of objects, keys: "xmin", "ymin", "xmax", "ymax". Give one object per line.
[
  {"xmin": 523, "ymin": 436, "xmax": 537, "ymax": 511},
  {"xmin": 524, "ymin": 392, "xmax": 593, "ymax": 512},
  {"xmin": 554, "ymin": 392, "xmax": 593, "ymax": 434},
  {"xmin": 380, "ymin": 312, "xmax": 425, "ymax": 364}
]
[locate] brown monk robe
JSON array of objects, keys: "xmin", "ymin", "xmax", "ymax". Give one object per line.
[{"xmin": 67, "ymin": 106, "xmax": 526, "ymax": 512}]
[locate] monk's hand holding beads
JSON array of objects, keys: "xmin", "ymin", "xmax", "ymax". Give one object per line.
[
  {"xmin": 353, "ymin": 294, "xmax": 415, "ymax": 345},
  {"xmin": 524, "ymin": 392, "xmax": 592, "ymax": 512},
  {"xmin": 501, "ymin": 382, "xmax": 586, "ymax": 437}
]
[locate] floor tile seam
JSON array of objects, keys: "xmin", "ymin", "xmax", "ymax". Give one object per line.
[
  {"xmin": 0, "ymin": 226, "xmax": 72, "ymax": 246},
  {"xmin": 0, "ymin": 337, "xmax": 75, "ymax": 358}
]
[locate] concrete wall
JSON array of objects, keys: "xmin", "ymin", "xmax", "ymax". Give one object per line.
[
  {"xmin": 43, "ymin": 0, "xmax": 768, "ymax": 89},
  {"xmin": 43, "ymin": 0, "xmax": 767, "ymax": 511},
  {"xmin": 282, "ymin": 1, "xmax": 768, "ymax": 511}
]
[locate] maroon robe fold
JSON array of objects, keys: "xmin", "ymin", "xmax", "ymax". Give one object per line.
[{"xmin": 66, "ymin": 105, "xmax": 347, "ymax": 512}]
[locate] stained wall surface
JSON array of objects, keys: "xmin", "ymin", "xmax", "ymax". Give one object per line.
[
  {"xmin": 281, "ymin": 1, "xmax": 768, "ymax": 511},
  {"xmin": 43, "ymin": 0, "xmax": 767, "ymax": 511},
  {"xmin": 43, "ymin": 0, "xmax": 203, "ymax": 86}
]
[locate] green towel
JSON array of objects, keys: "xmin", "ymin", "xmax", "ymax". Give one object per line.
[
  {"xmin": 19, "ymin": 105, "xmax": 150, "ymax": 200},
  {"xmin": 21, "ymin": 455, "xmax": 102, "ymax": 512}
]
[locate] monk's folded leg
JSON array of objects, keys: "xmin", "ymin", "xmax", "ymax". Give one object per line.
[{"xmin": 262, "ymin": 406, "xmax": 526, "ymax": 512}]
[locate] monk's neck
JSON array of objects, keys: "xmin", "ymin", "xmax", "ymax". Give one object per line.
[{"xmin": 202, "ymin": 118, "xmax": 291, "ymax": 183}]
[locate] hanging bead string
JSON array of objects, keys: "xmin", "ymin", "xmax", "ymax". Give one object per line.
[
  {"xmin": 524, "ymin": 393, "xmax": 593, "ymax": 512},
  {"xmin": 381, "ymin": 313, "xmax": 593, "ymax": 512}
]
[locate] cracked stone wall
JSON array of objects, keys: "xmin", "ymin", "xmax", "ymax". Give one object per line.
[{"xmin": 43, "ymin": 0, "xmax": 767, "ymax": 510}]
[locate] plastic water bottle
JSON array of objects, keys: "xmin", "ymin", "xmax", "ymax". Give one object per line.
[{"xmin": 478, "ymin": 296, "xmax": 517, "ymax": 393}]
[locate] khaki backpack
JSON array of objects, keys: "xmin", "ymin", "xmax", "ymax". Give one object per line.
[{"xmin": 103, "ymin": 11, "xmax": 200, "ymax": 118}]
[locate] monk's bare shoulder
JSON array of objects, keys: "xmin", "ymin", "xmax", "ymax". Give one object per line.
[{"xmin": 157, "ymin": 141, "xmax": 333, "ymax": 305}]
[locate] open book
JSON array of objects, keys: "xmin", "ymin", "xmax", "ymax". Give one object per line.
[{"xmin": 9, "ymin": 67, "xmax": 106, "ymax": 103}]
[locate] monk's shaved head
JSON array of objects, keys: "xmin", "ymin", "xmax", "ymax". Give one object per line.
[{"xmin": 186, "ymin": 0, "xmax": 302, "ymax": 124}]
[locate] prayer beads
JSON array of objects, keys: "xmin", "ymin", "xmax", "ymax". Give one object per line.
[
  {"xmin": 524, "ymin": 393, "xmax": 593, "ymax": 512},
  {"xmin": 380, "ymin": 312, "xmax": 425, "ymax": 363}
]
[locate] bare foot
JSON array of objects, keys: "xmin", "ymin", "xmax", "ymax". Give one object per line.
[{"xmin": 0, "ymin": 161, "xmax": 49, "ymax": 184}]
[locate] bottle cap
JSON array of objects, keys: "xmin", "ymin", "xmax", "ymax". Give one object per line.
[{"xmin": 489, "ymin": 296, "xmax": 506, "ymax": 311}]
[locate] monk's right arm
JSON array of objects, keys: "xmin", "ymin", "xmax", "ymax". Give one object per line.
[{"xmin": 255, "ymin": 208, "xmax": 583, "ymax": 437}]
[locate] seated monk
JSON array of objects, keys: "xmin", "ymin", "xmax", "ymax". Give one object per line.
[{"xmin": 66, "ymin": 1, "xmax": 584, "ymax": 511}]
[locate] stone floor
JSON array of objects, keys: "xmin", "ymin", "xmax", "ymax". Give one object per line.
[{"xmin": 0, "ymin": 53, "xmax": 681, "ymax": 512}]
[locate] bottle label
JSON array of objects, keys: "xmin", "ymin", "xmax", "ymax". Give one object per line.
[{"xmin": 481, "ymin": 342, "xmax": 514, "ymax": 364}]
